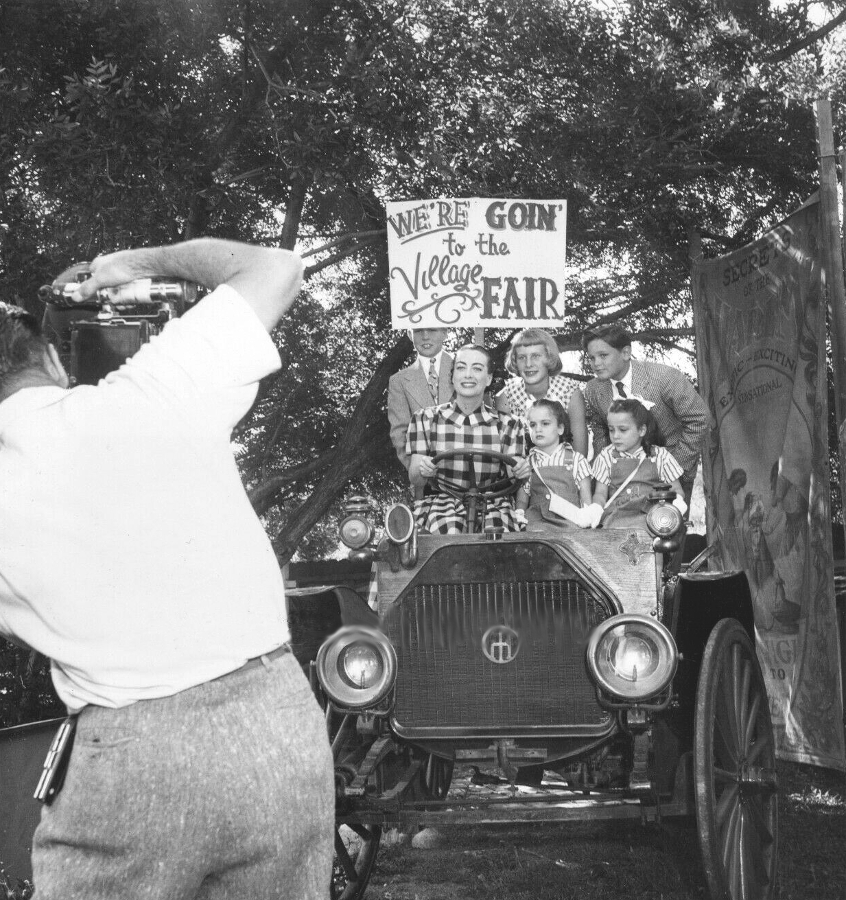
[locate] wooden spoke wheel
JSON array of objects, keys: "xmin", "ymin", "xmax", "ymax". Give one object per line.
[
  {"xmin": 328, "ymin": 710, "xmax": 383, "ymax": 900},
  {"xmin": 694, "ymin": 619, "xmax": 778, "ymax": 900},
  {"xmin": 421, "ymin": 753, "xmax": 454, "ymax": 800},
  {"xmin": 331, "ymin": 823, "xmax": 381, "ymax": 900}
]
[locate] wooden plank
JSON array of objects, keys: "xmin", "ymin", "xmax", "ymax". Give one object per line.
[
  {"xmin": 346, "ymin": 797, "xmax": 693, "ymax": 826},
  {"xmin": 816, "ymin": 101, "xmax": 846, "ymax": 552}
]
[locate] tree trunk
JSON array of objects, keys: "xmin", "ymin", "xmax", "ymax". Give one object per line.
[
  {"xmin": 280, "ymin": 173, "xmax": 311, "ymax": 250},
  {"xmin": 250, "ymin": 448, "xmax": 339, "ymax": 516},
  {"xmin": 268, "ymin": 334, "xmax": 412, "ymax": 563}
]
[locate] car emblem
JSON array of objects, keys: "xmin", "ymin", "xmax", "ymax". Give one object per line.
[
  {"xmin": 620, "ymin": 532, "xmax": 653, "ymax": 566},
  {"xmin": 482, "ymin": 625, "xmax": 520, "ymax": 664}
]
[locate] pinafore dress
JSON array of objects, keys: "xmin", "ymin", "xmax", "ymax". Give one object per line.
[
  {"xmin": 526, "ymin": 447, "xmax": 581, "ymax": 531},
  {"xmin": 600, "ymin": 452, "xmax": 663, "ymax": 529}
]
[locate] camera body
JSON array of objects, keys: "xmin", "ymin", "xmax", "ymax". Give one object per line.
[{"xmin": 40, "ymin": 263, "xmax": 200, "ymax": 386}]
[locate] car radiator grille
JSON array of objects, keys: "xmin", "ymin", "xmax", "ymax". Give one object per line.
[{"xmin": 386, "ymin": 580, "xmax": 611, "ymax": 732}]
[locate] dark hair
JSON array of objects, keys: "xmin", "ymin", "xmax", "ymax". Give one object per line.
[
  {"xmin": 505, "ymin": 328, "xmax": 563, "ymax": 376},
  {"xmin": 0, "ymin": 302, "xmax": 50, "ymax": 395},
  {"xmin": 453, "ymin": 343, "xmax": 493, "ymax": 373},
  {"xmin": 607, "ymin": 398, "xmax": 660, "ymax": 455},
  {"xmin": 581, "ymin": 323, "xmax": 632, "ymax": 352},
  {"xmin": 528, "ymin": 398, "xmax": 572, "ymax": 442}
]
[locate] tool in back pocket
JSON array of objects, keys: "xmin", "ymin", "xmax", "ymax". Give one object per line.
[{"xmin": 34, "ymin": 716, "xmax": 76, "ymax": 804}]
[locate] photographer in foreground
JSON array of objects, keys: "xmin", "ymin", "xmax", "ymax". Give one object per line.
[{"xmin": 0, "ymin": 240, "xmax": 333, "ymax": 899}]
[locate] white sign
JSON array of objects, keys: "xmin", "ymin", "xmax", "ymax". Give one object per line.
[{"xmin": 386, "ymin": 198, "xmax": 567, "ymax": 330}]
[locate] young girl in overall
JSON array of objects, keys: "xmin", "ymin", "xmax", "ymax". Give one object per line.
[
  {"xmin": 515, "ymin": 399, "xmax": 593, "ymax": 531},
  {"xmin": 590, "ymin": 398, "xmax": 686, "ymax": 529}
]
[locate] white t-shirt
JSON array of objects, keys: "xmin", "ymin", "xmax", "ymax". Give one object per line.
[{"xmin": 0, "ymin": 285, "xmax": 289, "ymax": 711}]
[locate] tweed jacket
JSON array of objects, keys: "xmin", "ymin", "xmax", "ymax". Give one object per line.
[
  {"xmin": 583, "ymin": 358, "xmax": 709, "ymax": 481},
  {"xmin": 387, "ymin": 352, "xmax": 454, "ymax": 468}
]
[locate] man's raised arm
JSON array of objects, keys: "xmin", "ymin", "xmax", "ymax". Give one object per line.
[{"xmin": 74, "ymin": 239, "xmax": 303, "ymax": 332}]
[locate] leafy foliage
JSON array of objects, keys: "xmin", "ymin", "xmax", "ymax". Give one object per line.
[
  {"xmin": 0, "ymin": 640, "xmax": 62, "ymax": 729},
  {"xmin": 1, "ymin": 0, "xmax": 845, "ymax": 570}
]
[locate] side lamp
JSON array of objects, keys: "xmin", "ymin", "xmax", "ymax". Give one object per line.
[{"xmin": 338, "ymin": 495, "xmax": 375, "ymax": 562}]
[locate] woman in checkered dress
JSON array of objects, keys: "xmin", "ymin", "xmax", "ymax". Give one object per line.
[
  {"xmin": 407, "ymin": 345, "xmax": 529, "ymax": 534},
  {"xmin": 495, "ymin": 328, "xmax": 588, "ymax": 456}
]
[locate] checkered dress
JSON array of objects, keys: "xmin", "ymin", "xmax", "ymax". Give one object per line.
[{"xmin": 406, "ymin": 402, "xmax": 526, "ymax": 534}]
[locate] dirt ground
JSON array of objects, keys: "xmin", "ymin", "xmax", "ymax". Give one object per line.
[{"xmin": 362, "ymin": 761, "xmax": 846, "ymax": 900}]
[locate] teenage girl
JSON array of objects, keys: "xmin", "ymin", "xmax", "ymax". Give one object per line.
[
  {"xmin": 516, "ymin": 399, "xmax": 593, "ymax": 531},
  {"xmin": 591, "ymin": 398, "xmax": 686, "ymax": 529}
]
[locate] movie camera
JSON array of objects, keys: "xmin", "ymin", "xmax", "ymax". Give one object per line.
[{"xmin": 39, "ymin": 263, "xmax": 201, "ymax": 386}]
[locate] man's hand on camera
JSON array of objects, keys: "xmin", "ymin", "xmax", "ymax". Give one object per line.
[
  {"xmin": 67, "ymin": 240, "xmax": 303, "ymax": 332},
  {"xmin": 72, "ymin": 249, "xmax": 153, "ymax": 303}
]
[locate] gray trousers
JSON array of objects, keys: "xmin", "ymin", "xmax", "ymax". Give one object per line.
[{"xmin": 33, "ymin": 651, "xmax": 334, "ymax": 900}]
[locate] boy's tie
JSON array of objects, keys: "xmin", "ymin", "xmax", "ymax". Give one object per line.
[
  {"xmin": 428, "ymin": 357, "xmax": 439, "ymax": 401},
  {"xmin": 615, "ymin": 381, "xmax": 627, "ymax": 398}
]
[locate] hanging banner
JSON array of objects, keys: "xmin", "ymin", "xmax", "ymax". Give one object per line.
[
  {"xmin": 386, "ymin": 198, "xmax": 566, "ymax": 330},
  {"xmin": 692, "ymin": 198, "xmax": 845, "ymax": 769}
]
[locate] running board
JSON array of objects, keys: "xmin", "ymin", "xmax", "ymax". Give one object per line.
[{"xmin": 345, "ymin": 792, "xmax": 693, "ymax": 827}]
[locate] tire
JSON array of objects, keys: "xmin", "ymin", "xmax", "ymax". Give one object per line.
[
  {"xmin": 328, "ymin": 710, "xmax": 382, "ymax": 900},
  {"xmin": 694, "ymin": 618, "xmax": 778, "ymax": 900}
]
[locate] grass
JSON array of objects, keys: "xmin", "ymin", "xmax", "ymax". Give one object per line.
[
  {"xmin": 0, "ymin": 870, "xmax": 31, "ymax": 900},
  {"xmin": 368, "ymin": 761, "xmax": 845, "ymax": 900},
  {"xmin": 777, "ymin": 762, "xmax": 846, "ymax": 899}
]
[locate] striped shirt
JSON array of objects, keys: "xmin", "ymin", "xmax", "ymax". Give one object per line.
[
  {"xmin": 522, "ymin": 443, "xmax": 591, "ymax": 497},
  {"xmin": 591, "ymin": 445, "xmax": 683, "ymax": 487}
]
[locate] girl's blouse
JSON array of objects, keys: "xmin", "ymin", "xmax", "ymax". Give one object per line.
[
  {"xmin": 530, "ymin": 443, "xmax": 591, "ymax": 477},
  {"xmin": 591, "ymin": 445, "xmax": 683, "ymax": 487},
  {"xmin": 502, "ymin": 374, "xmax": 579, "ymax": 418}
]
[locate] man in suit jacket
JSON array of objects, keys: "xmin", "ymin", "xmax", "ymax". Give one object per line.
[
  {"xmin": 582, "ymin": 323, "xmax": 708, "ymax": 503},
  {"xmin": 388, "ymin": 328, "xmax": 454, "ymax": 469}
]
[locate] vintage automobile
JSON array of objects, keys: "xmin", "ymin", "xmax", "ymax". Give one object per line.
[
  {"xmin": 0, "ymin": 267, "xmax": 778, "ymax": 897},
  {"xmin": 313, "ymin": 452, "xmax": 778, "ymax": 900}
]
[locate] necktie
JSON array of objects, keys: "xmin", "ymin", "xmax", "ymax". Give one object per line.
[
  {"xmin": 428, "ymin": 357, "xmax": 439, "ymax": 402},
  {"xmin": 615, "ymin": 381, "xmax": 627, "ymax": 398}
]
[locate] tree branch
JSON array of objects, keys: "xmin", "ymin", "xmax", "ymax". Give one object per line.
[
  {"xmin": 280, "ymin": 172, "xmax": 311, "ymax": 250},
  {"xmin": 301, "ymin": 230, "xmax": 386, "ymax": 259},
  {"xmin": 249, "ymin": 448, "xmax": 340, "ymax": 515},
  {"xmin": 303, "ymin": 233, "xmax": 386, "ymax": 278},
  {"xmin": 555, "ymin": 325, "xmax": 694, "ymax": 354},
  {"xmin": 766, "ymin": 8, "xmax": 846, "ymax": 63}
]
